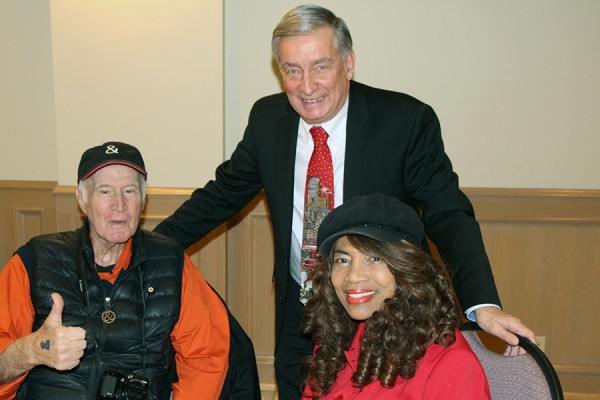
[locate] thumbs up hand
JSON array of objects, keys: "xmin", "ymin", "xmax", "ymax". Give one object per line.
[{"xmin": 30, "ymin": 293, "xmax": 87, "ymax": 370}]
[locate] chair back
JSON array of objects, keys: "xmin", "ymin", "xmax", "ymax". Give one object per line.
[{"xmin": 460, "ymin": 323, "xmax": 563, "ymax": 400}]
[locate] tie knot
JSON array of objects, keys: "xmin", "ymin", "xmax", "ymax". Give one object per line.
[{"xmin": 310, "ymin": 126, "xmax": 329, "ymax": 143}]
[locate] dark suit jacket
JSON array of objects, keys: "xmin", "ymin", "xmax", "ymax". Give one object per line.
[{"xmin": 154, "ymin": 80, "xmax": 501, "ymax": 343}]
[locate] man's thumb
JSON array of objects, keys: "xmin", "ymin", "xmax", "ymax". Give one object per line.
[{"xmin": 46, "ymin": 292, "xmax": 64, "ymax": 326}]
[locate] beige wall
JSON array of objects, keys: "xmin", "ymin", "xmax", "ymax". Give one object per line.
[
  {"xmin": 51, "ymin": 1, "xmax": 224, "ymax": 188},
  {"xmin": 0, "ymin": 1, "xmax": 57, "ymax": 181},
  {"xmin": 1, "ymin": 0, "xmax": 223, "ymax": 187},
  {"xmin": 225, "ymin": 0, "xmax": 600, "ymax": 190},
  {"xmin": 1, "ymin": 1, "xmax": 599, "ymax": 189}
]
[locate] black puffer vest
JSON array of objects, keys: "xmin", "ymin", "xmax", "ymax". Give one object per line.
[{"xmin": 16, "ymin": 222, "xmax": 183, "ymax": 400}]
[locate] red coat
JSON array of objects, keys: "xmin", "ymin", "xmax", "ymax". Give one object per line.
[{"xmin": 303, "ymin": 323, "xmax": 491, "ymax": 400}]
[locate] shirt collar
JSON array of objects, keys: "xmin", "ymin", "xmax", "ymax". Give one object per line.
[
  {"xmin": 299, "ymin": 96, "xmax": 349, "ymax": 141},
  {"xmin": 344, "ymin": 321, "xmax": 365, "ymax": 372},
  {"xmin": 95, "ymin": 238, "xmax": 133, "ymax": 284}
]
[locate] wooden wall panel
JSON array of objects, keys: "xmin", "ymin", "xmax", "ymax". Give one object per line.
[
  {"xmin": 467, "ymin": 188, "xmax": 600, "ymax": 397},
  {"xmin": 1, "ymin": 182, "xmax": 599, "ymax": 398},
  {"xmin": 0, "ymin": 181, "xmax": 57, "ymax": 269},
  {"xmin": 226, "ymin": 196, "xmax": 277, "ymax": 390},
  {"xmin": 142, "ymin": 187, "xmax": 228, "ymax": 297}
]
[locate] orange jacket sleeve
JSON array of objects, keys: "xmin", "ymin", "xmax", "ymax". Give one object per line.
[
  {"xmin": 170, "ymin": 254, "xmax": 230, "ymax": 400},
  {"xmin": 0, "ymin": 254, "xmax": 34, "ymax": 400}
]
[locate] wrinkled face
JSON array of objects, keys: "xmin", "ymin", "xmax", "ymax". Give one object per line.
[
  {"xmin": 330, "ymin": 236, "xmax": 396, "ymax": 321},
  {"xmin": 77, "ymin": 165, "xmax": 143, "ymax": 248},
  {"xmin": 278, "ymin": 27, "xmax": 355, "ymax": 125}
]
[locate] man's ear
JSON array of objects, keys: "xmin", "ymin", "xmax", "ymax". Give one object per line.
[
  {"xmin": 345, "ymin": 51, "xmax": 356, "ymax": 80},
  {"xmin": 76, "ymin": 187, "xmax": 87, "ymax": 214}
]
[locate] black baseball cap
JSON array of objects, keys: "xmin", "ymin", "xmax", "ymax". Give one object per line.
[
  {"xmin": 77, "ymin": 141, "xmax": 147, "ymax": 182},
  {"xmin": 317, "ymin": 193, "xmax": 424, "ymax": 256}
]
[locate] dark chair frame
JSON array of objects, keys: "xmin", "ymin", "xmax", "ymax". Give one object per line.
[{"xmin": 460, "ymin": 322, "xmax": 564, "ymax": 400}]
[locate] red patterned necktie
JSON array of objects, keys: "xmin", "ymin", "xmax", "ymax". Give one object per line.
[{"xmin": 300, "ymin": 126, "xmax": 334, "ymax": 303}]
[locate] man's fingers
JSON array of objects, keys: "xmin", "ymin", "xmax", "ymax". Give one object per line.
[
  {"xmin": 489, "ymin": 324, "xmax": 520, "ymax": 347},
  {"xmin": 45, "ymin": 293, "xmax": 65, "ymax": 326},
  {"xmin": 503, "ymin": 344, "xmax": 526, "ymax": 356}
]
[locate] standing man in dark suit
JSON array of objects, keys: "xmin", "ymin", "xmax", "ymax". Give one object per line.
[{"xmin": 155, "ymin": 5, "xmax": 535, "ymax": 399}]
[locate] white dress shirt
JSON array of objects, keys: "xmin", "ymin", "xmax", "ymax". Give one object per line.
[{"xmin": 290, "ymin": 99, "xmax": 348, "ymax": 286}]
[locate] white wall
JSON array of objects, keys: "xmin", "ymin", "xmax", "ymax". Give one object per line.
[
  {"xmin": 50, "ymin": 1, "xmax": 223, "ymax": 187},
  {"xmin": 0, "ymin": 1, "xmax": 57, "ymax": 181},
  {"xmin": 225, "ymin": 0, "xmax": 600, "ymax": 189},
  {"xmin": 1, "ymin": 1, "xmax": 599, "ymax": 189},
  {"xmin": 0, "ymin": 0, "xmax": 223, "ymax": 188}
]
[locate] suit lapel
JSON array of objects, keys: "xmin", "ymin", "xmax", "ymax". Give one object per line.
[
  {"xmin": 344, "ymin": 82, "xmax": 371, "ymax": 202},
  {"xmin": 273, "ymin": 108, "xmax": 300, "ymax": 246},
  {"xmin": 272, "ymin": 82, "xmax": 371, "ymax": 242},
  {"xmin": 274, "ymin": 114, "xmax": 299, "ymax": 192}
]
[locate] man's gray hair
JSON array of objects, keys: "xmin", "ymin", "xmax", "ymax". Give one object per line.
[{"xmin": 271, "ymin": 4, "xmax": 353, "ymax": 64}]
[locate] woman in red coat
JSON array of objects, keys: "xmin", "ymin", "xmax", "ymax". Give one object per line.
[{"xmin": 301, "ymin": 194, "xmax": 491, "ymax": 399}]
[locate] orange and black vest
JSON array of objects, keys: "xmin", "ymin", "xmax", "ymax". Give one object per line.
[{"xmin": 17, "ymin": 223, "xmax": 183, "ymax": 400}]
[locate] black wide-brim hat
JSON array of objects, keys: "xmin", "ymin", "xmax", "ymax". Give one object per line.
[{"xmin": 317, "ymin": 193, "xmax": 424, "ymax": 256}]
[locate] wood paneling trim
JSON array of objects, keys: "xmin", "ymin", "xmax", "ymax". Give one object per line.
[
  {"xmin": 462, "ymin": 188, "xmax": 600, "ymax": 396},
  {"xmin": 464, "ymin": 188, "xmax": 600, "ymax": 223},
  {"xmin": 2, "ymin": 182, "xmax": 599, "ymax": 397},
  {"xmin": 558, "ymin": 365, "xmax": 600, "ymax": 396},
  {"xmin": 0, "ymin": 181, "xmax": 57, "ymax": 267},
  {"xmin": 565, "ymin": 394, "xmax": 600, "ymax": 400}
]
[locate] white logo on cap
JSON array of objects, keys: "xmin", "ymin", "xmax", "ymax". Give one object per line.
[{"xmin": 105, "ymin": 145, "xmax": 119, "ymax": 154}]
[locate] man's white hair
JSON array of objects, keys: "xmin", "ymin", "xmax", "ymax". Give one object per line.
[{"xmin": 77, "ymin": 170, "xmax": 147, "ymax": 207}]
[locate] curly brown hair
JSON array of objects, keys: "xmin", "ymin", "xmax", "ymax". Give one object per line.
[{"xmin": 301, "ymin": 235, "xmax": 462, "ymax": 398}]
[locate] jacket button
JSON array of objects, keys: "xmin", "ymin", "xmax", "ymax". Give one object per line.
[{"xmin": 279, "ymin": 296, "xmax": 284, "ymax": 303}]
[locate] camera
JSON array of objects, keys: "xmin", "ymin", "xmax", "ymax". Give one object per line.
[{"xmin": 97, "ymin": 369, "xmax": 149, "ymax": 399}]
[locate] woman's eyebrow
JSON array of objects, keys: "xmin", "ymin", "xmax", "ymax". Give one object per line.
[{"xmin": 333, "ymin": 249, "xmax": 350, "ymax": 256}]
